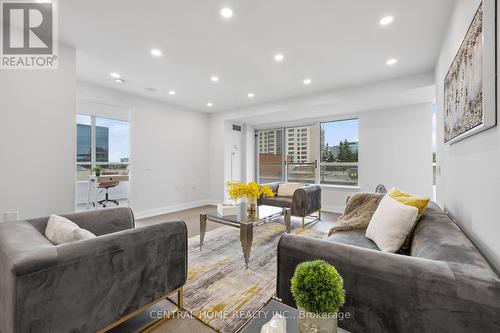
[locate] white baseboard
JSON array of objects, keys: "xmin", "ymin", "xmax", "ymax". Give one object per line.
[
  {"xmin": 134, "ymin": 199, "xmax": 344, "ymax": 220},
  {"xmin": 134, "ymin": 200, "xmax": 215, "ymax": 220},
  {"xmin": 321, "ymin": 205, "xmax": 345, "ymax": 214}
]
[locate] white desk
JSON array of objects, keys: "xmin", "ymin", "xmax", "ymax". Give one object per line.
[{"xmin": 86, "ymin": 175, "xmax": 130, "ymax": 209}]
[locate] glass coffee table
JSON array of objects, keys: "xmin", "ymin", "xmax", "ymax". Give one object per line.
[
  {"xmin": 200, "ymin": 204, "xmax": 291, "ymax": 268},
  {"xmin": 239, "ymin": 298, "xmax": 349, "ymax": 333}
]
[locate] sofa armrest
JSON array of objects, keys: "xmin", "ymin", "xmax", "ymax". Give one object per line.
[
  {"xmin": 276, "ymin": 234, "xmax": 500, "ymax": 332},
  {"xmin": 292, "ymin": 185, "xmax": 321, "ymax": 217},
  {"xmin": 14, "ymin": 221, "xmax": 187, "ymax": 333}
]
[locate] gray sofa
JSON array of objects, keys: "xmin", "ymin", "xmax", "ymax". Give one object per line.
[
  {"xmin": 277, "ymin": 202, "xmax": 500, "ymax": 332},
  {"xmin": 258, "ymin": 182, "xmax": 321, "ymax": 227},
  {"xmin": 0, "ymin": 208, "xmax": 187, "ymax": 333}
]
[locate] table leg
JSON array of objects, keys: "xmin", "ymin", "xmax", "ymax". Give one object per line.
[
  {"xmin": 240, "ymin": 223, "xmax": 254, "ymax": 269},
  {"xmin": 200, "ymin": 214, "xmax": 207, "ymax": 251},
  {"xmin": 284, "ymin": 208, "xmax": 291, "ymax": 233}
]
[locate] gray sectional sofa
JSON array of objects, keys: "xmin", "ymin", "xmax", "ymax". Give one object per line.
[
  {"xmin": 0, "ymin": 208, "xmax": 187, "ymax": 333},
  {"xmin": 258, "ymin": 182, "xmax": 321, "ymax": 227},
  {"xmin": 277, "ymin": 202, "xmax": 500, "ymax": 332}
]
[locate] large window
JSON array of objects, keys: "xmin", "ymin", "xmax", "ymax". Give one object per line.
[
  {"xmin": 76, "ymin": 114, "xmax": 130, "ymax": 181},
  {"xmin": 320, "ymin": 119, "xmax": 358, "ymax": 186},
  {"xmin": 256, "ymin": 119, "xmax": 358, "ymax": 186},
  {"xmin": 285, "ymin": 125, "xmax": 318, "ymax": 184},
  {"xmin": 257, "ymin": 128, "xmax": 284, "ymax": 183}
]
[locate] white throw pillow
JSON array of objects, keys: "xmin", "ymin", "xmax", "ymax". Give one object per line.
[
  {"xmin": 45, "ymin": 214, "xmax": 96, "ymax": 245},
  {"xmin": 277, "ymin": 183, "xmax": 304, "ymax": 197},
  {"xmin": 365, "ymin": 196, "xmax": 418, "ymax": 252}
]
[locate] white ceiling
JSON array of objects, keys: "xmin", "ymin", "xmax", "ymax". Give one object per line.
[{"xmin": 60, "ymin": 0, "xmax": 455, "ymax": 113}]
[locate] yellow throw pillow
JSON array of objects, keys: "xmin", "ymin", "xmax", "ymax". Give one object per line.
[{"xmin": 388, "ymin": 187, "xmax": 430, "ymax": 219}]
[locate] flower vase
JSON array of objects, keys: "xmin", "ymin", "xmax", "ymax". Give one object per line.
[{"xmin": 246, "ymin": 197, "xmax": 257, "ymax": 219}]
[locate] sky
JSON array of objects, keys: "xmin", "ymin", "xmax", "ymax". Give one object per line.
[
  {"xmin": 322, "ymin": 119, "xmax": 358, "ymax": 146},
  {"xmin": 77, "ymin": 114, "xmax": 130, "ymax": 162}
]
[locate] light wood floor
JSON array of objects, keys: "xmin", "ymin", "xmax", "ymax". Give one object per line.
[{"xmin": 111, "ymin": 205, "xmax": 340, "ymax": 333}]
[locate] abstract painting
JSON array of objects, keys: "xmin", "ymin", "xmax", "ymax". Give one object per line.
[{"xmin": 444, "ymin": 0, "xmax": 496, "ymax": 144}]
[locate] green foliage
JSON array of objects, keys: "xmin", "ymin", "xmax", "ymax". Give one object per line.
[
  {"xmin": 291, "ymin": 260, "xmax": 345, "ymax": 314},
  {"xmin": 92, "ymin": 165, "xmax": 102, "ymax": 174},
  {"xmin": 321, "ymin": 143, "xmax": 334, "ymax": 162},
  {"xmin": 337, "ymin": 139, "xmax": 357, "ymax": 162}
]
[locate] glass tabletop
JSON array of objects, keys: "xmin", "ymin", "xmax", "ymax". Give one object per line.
[
  {"xmin": 205, "ymin": 203, "xmax": 284, "ymax": 224},
  {"xmin": 241, "ymin": 299, "xmax": 349, "ymax": 333}
]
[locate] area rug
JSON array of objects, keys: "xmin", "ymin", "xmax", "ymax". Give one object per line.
[{"xmin": 176, "ymin": 220, "xmax": 327, "ymax": 333}]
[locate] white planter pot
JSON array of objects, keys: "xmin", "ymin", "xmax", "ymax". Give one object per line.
[{"xmin": 297, "ymin": 307, "xmax": 338, "ymax": 333}]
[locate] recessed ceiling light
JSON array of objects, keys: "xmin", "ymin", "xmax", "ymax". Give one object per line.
[
  {"xmin": 247, "ymin": 92, "xmax": 255, "ymax": 98},
  {"xmin": 150, "ymin": 49, "xmax": 162, "ymax": 57},
  {"xmin": 168, "ymin": 90, "xmax": 176, "ymax": 95},
  {"xmin": 379, "ymin": 16, "xmax": 394, "ymax": 26},
  {"xmin": 110, "ymin": 72, "xmax": 120, "ymax": 78},
  {"xmin": 220, "ymin": 7, "xmax": 233, "ymax": 19},
  {"xmin": 207, "ymin": 102, "xmax": 214, "ymax": 107},
  {"xmin": 386, "ymin": 58, "xmax": 398, "ymax": 65},
  {"xmin": 114, "ymin": 78, "xmax": 125, "ymax": 84},
  {"xmin": 210, "ymin": 76, "xmax": 219, "ymax": 82},
  {"xmin": 274, "ymin": 54, "xmax": 284, "ymax": 62},
  {"xmin": 303, "ymin": 78, "xmax": 312, "ymax": 85}
]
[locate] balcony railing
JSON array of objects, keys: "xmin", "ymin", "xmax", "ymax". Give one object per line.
[{"xmin": 320, "ymin": 162, "xmax": 358, "ymax": 186}]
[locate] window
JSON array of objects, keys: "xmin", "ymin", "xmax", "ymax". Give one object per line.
[
  {"xmin": 320, "ymin": 119, "xmax": 358, "ymax": 186},
  {"xmin": 256, "ymin": 129, "xmax": 284, "ymax": 183},
  {"xmin": 285, "ymin": 125, "xmax": 318, "ymax": 184},
  {"xmin": 76, "ymin": 114, "xmax": 130, "ymax": 182},
  {"xmin": 76, "ymin": 115, "xmax": 92, "ymax": 181},
  {"xmin": 256, "ymin": 119, "xmax": 357, "ymax": 186}
]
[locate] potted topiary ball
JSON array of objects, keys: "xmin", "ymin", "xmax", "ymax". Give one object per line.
[{"xmin": 291, "ymin": 260, "xmax": 345, "ymax": 333}]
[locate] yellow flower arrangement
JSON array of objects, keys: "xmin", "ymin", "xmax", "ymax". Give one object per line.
[{"xmin": 227, "ymin": 182, "xmax": 275, "ymax": 201}]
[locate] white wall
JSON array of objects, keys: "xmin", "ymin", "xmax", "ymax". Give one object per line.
[
  {"xmin": 78, "ymin": 82, "xmax": 210, "ymax": 218},
  {"xmin": 0, "ymin": 45, "xmax": 76, "ymax": 222},
  {"xmin": 359, "ymin": 103, "xmax": 433, "ymax": 197},
  {"xmin": 435, "ymin": 0, "xmax": 500, "ymax": 271},
  {"xmin": 209, "ymin": 74, "xmax": 435, "ymax": 208}
]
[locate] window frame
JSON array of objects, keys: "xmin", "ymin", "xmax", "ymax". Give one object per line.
[
  {"xmin": 76, "ymin": 114, "xmax": 130, "ymax": 183},
  {"xmin": 319, "ymin": 118, "xmax": 359, "ymax": 187},
  {"xmin": 255, "ymin": 117, "xmax": 359, "ymax": 188}
]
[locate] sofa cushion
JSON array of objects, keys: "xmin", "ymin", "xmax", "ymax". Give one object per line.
[
  {"xmin": 45, "ymin": 215, "xmax": 96, "ymax": 245},
  {"xmin": 366, "ymin": 196, "xmax": 418, "ymax": 252},
  {"xmin": 277, "ymin": 183, "xmax": 304, "ymax": 197},
  {"xmin": 328, "ymin": 229, "xmax": 379, "ymax": 251},
  {"xmin": 388, "ymin": 187, "xmax": 430, "ymax": 219},
  {"xmin": 259, "ymin": 196, "xmax": 292, "ymax": 208}
]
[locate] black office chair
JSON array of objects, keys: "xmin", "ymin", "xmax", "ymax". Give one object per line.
[{"xmin": 97, "ymin": 172, "xmax": 120, "ymax": 208}]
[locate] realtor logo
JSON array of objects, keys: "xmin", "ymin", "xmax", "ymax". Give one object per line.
[{"xmin": 1, "ymin": 0, "xmax": 58, "ymax": 69}]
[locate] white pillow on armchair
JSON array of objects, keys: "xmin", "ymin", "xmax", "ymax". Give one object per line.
[
  {"xmin": 45, "ymin": 214, "xmax": 96, "ymax": 245},
  {"xmin": 277, "ymin": 183, "xmax": 305, "ymax": 197}
]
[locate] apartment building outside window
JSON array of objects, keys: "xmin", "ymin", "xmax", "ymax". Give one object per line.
[{"xmin": 256, "ymin": 118, "xmax": 358, "ymax": 186}]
